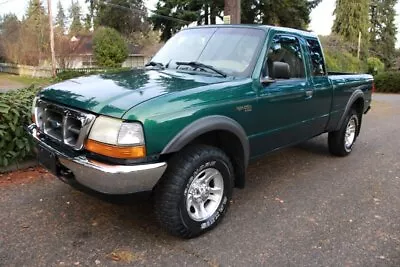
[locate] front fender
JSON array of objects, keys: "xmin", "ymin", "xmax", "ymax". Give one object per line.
[{"xmin": 161, "ymin": 115, "xmax": 250, "ymax": 168}]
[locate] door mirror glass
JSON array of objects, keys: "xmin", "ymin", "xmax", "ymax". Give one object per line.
[{"xmin": 270, "ymin": 62, "xmax": 291, "ymax": 79}]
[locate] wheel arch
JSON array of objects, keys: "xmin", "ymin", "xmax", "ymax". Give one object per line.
[
  {"xmin": 335, "ymin": 89, "xmax": 364, "ymax": 132},
  {"xmin": 161, "ymin": 115, "xmax": 250, "ymax": 188}
]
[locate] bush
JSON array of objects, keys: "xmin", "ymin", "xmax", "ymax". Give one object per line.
[
  {"xmin": 324, "ymin": 50, "xmax": 364, "ymax": 73},
  {"xmin": 320, "ymin": 34, "xmax": 367, "ymax": 73},
  {"xmin": 374, "ymin": 72, "xmax": 400, "ymax": 93},
  {"xmin": 56, "ymin": 70, "xmax": 89, "ymax": 81},
  {"xmin": 0, "ymin": 86, "xmax": 40, "ymax": 167},
  {"xmin": 93, "ymin": 27, "xmax": 128, "ymax": 68},
  {"xmin": 367, "ymin": 57, "xmax": 385, "ymax": 75}
]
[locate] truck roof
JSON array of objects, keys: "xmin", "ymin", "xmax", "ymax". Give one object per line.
[{"xmin": 186, "ymin": 24, "xmax": 319, "ymax": 39}]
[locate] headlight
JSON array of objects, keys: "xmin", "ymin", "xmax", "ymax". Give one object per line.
[{"xmin": 85, "ymin": 116, "xmax": 146, "ymax": 159}]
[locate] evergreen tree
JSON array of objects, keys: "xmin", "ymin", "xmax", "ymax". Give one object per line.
[
  {"xmin": 96, "ymin": 0, "xmax": 148, "ymax": 36},
  {"xmin": 370, "ymin": 0, "xmax": 397, "ymax": 68},
  {"xmin": 84, "ymin": 14, "xmax": 92, "ymax": 31},
  {"xmin": 151, "ymin": 0, "xmax": 203, "ymax": 41},
  {"xmin": 24, "ymin": 0, "xmax": 49, "ymax": 64},
  {"xmin": 55, "ymin": 0, "xmax": 66, "ymax": 31},
  {"xmin": 152, "ymin": 0, "xmax": 321, "ymax": 41},
  {"xmin": 69, "ymin": 0, "xmax": 83, "ymax": 35},
  {"xmin": 332, "ymin": 0, "xmax": 370, "ymax": 57},
  {"xmin": 85, "ymin": 0, "xmax": 98, "ymax": 29},
  {"xmin": 25, "ymin": 0, "xmax": 47, "ymax": 30}
]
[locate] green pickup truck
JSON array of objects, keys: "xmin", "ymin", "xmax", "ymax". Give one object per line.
[{"xmin": 28, "ymin": 25, "xmax": 373, "ymax": 238}]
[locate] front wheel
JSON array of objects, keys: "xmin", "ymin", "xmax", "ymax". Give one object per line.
[
  {"xmin": 328, "ymin": 109, "xmax": 360, "ymax": 156},
  {"xmin": 154, "ymin": 145, "xmax": 234, "ymax": 238}
]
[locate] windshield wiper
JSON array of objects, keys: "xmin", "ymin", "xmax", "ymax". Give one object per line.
[
  {"xmin": 176, "ymin": 61, "xmax": 227, "ymax": 77},
  {"xmin": 145, "ymin": 61, "xmax": 165, "ymax": 69}
]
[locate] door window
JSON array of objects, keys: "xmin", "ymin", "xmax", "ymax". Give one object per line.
[
  {"xmin": 266, "ymin": 35, "xmax": 305, "ymax": 79},
  {"xmin": 306, "ymin": 38, "xmax": 326, "ymax": 76}
]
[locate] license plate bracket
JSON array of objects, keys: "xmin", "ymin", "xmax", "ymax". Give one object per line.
[{"xmin": 37, "ymin": 145, "xmax": 58, "ymax": 175}]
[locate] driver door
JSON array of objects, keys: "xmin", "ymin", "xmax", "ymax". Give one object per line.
[{"xmin": 251, "ymin": 33, "xmax": 315, "ymax": 156}]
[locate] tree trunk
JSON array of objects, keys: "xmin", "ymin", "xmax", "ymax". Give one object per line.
[
  {"xmin": 204, "ymin": 4, "xmax": 209, "ymax": 25},
  {"xmin": 210, "ymin": 3, "xmax": 217, "ymax": 24}
]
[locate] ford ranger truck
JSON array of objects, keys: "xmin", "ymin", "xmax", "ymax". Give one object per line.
[{"xmin": 28, "ymin": 25, "xmax": 373, "ymax": 238}]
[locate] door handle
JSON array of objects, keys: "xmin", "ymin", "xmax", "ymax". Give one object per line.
[{"xmin": 305, "ymin": 89, "xmax": 313, "ymax": 98}]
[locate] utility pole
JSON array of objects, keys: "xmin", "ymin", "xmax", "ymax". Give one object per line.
[
  {"xmin": 47, "ymin": 0, "xmax": 57, "ymax": 77},
  {"xmin": 224, "ymin": 0, "xmax": 241, "ymax": 24},
  {"xmin": 357, "ymin": 31, "xmax": 362, "ymax": 59}
]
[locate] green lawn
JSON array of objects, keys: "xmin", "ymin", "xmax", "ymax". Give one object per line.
[{"xmin": 0, "ymin": 73, "xmax": 53, "ymax": 88}]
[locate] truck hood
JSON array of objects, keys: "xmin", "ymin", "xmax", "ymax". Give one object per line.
[{"xmin": 39, "ymin": 69, "xmax": 229, "ymax": 118}]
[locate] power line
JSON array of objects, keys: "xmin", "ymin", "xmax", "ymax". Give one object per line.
[
  {"xmin": 0, "ymin": 0, "xmax": 14, "ymax": 6},
  {"xmin": 100, "ymin": 2, "xmax": 192, "ymax": 25}
]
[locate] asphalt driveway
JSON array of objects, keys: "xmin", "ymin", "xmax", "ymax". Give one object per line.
[{"xmin": 0, "ymin": 93, "xmax": 399, "ymax": 266}]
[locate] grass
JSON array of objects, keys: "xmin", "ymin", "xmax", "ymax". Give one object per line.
[{"xmin": 0, "ymin": 73, "xmax": 53, "ymax": 88}]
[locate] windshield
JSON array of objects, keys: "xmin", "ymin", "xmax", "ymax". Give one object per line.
[{"xmin": 151, "ymin": 27, "xmax": 266, "ymax": 77}]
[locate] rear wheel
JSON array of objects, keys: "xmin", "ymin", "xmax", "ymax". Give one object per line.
[
  {"xmin": 328, "ymin": 109, "xmax": 360, "ymax": 156},
  {"xmin": 154, "ymin": 145, "xmax": 234, "ymax": 238}
]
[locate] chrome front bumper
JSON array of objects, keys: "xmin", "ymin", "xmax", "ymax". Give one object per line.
[{"xmin": 27, "ymin": 124, "xmax": 167, "ymax": 194}]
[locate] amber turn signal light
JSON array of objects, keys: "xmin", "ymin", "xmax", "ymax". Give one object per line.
[{"xmin": 85, "ymin": 139, "xmax": 146, "ymax": 159}]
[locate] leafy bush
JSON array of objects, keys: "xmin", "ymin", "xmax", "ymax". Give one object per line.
[
  {"xmin": 374, "ymin": 72, "xmax": 400, "ymax": 93},
  {"xmin": 0, "ymin": 86, "xmax": 39, "ymax": 167},
  {"xmin": 320, "ymin": 34, "xmax": 366, "ymax": 73},
  {"xmin": 367, "ymin": 57, "xmax": 385, "ymax": 75},
  {"xmin": 324, "ymin": 50, "xmax": 364, "ymax": 73},
  {"xmin": 93, "ymin": 27, "xmax": 128, "ymax": 68},
  {"xmin": 56, "ymin": 70, "xmax": 89, "ymax": 81}
]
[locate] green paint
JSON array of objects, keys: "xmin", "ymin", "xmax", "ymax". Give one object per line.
[{"xmin": 39, "ymin": 25, "xmax": 373, "ymax": 159}]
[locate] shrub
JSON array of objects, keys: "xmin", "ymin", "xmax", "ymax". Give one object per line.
[
  {"xmin": 324, "ymin": 50, "xmax": 364, "ymax": 73},
  {"xmin": 374, "ymin": 72, "xmax": 400, "ymax": 93},
  {"xmin": 320, "ymin": 34, "xmax": 367, "ymax": 73},
  {"xmin": 56, "ymin": 70, "xmax": 89, "ymax": 81},
  {"xmin": 367, "ymin": 57, "xmax": 385, "ymax": 75},
  {"xmin": 0, "ymin": 86, "xmax": 40, "ymax": 167},
  {"xmin": 93, "ymin": 27, "xmax": 128, "ymax": 68}
]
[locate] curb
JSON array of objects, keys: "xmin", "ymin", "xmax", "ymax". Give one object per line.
[{"xmin": 0, "ymin": 159, "xmax": 38, "ymax": 174}]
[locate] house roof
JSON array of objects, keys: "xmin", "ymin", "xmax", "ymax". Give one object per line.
[{"xmin": 70, "ymin": 35, "xmax": 93, "ymax": 55}]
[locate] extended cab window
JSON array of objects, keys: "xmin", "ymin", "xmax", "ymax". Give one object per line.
[
  {"xmin": 306, "ymin": 38, "xmax": 326, "ymax": 76},
  {"xmin": 266, "ymin": 35, "xmax": 305, "ymax": 79}
]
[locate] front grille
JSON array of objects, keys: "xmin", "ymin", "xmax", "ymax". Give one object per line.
[{"xmin": 34, "ymin": 100, "xmax": 96, "ymax": 150}]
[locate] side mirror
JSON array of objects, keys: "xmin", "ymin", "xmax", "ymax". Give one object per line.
[
  {"xmin": 260, "ymin": 76, "xmax": 276, "ymax": 85},
  {"xmin": 270, "ymin": 62, "xmax": 291, "ymax": 80}
]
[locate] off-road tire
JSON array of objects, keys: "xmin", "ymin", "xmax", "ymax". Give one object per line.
[
  {"xmin": 328, "ymin": 109, "xmax": 360, "ymax": 157},
  {"xmin": 154, "ymin": 145, "xmax": 234, "ymax": 238}
]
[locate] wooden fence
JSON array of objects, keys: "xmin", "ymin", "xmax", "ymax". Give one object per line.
[{"xmin": 0, "ymin": 63, "xmax": 138, "ymax": 77}]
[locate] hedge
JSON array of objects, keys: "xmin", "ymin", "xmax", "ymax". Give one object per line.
[
  {"xmin": 325, "ymin": 50, "xmax": 364, "ymax": 73},
  {"xmin": 0, "ymin": 86, "xmax": 40, "ymax": 167},
  {"xmin": 374, "ymin": 72, "xmax": 400, "ymax": 93},
  {"xmin": 367, "ymin": 57, "xmax": 385, "ymax": 75}
]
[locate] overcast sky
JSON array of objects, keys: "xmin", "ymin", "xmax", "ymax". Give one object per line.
[{"xmin": 1, "ymin": 0, "xmax": 400, "ymax": 47}]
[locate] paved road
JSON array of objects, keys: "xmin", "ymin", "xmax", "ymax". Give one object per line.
[{"xmin": 1, "ymin": 94, "xmax": 399, "ymax": 266}]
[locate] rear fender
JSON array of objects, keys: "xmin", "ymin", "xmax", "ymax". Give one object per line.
[{"xmin": 335, "ymin": 89, "xmax": 364, "ymax": 131}]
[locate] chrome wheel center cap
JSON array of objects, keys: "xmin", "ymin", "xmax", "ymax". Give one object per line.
[{"xmin": 191, "ymin": 182, "xmax": 210, "ymax": 203}]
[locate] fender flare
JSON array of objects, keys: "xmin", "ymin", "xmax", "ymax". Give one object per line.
[
  {"xmin": 161, "ymin": 115, "xmax": 250, "ymax": 169},
  {"xmin": 335, "ymin": 89, "xmax": 364, "ymax": 131}
]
